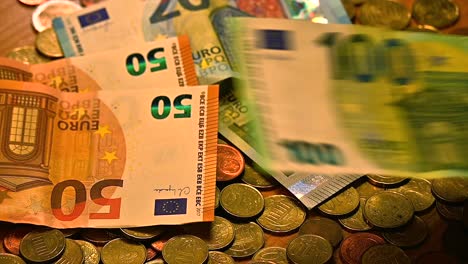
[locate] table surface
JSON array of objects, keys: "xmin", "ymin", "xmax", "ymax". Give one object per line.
[{"xmin": 0, "ymin": 0, "xmax": 467, "ymax": 263}]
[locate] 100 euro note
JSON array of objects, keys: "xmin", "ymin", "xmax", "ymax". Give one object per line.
[
  {"xmin": 234, "ymin": 17, "xmax": 468, "ymax": 179},
  {"xmin": 0, "ymin": 80, "xmax": 219, "ymax": 228},
  {"xmin": 210, "ymin": 8, "xmax": 355, "ymax": 208},
  {"xmin": 53, "ymin": 0, "xmax": 237, "ymax": 85},
  {"xmin": 0, "ymin": 36, "xmax": 197, "ymax": 95}
]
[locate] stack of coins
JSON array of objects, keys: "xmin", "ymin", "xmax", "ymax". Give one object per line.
[
  {"xmin": 0, "ymin": 139, "xmax": 466, "ymax": 263},
  {"xmin": 341, "ymin": 0, "xmax": 467, "ymax": 35},
  {"xmin": 7, "ymin": 0, "xmax": 106, "ymax": 64}
]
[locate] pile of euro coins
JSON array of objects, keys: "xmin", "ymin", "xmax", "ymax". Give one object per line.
[
  {"xmin": 6, "ymin": 0, "xmax": 106, "ymax": 64},
  {"xmin": 0, "ymin": 138, "xmax": 467, "ymax": 264},
  {"xmin": 341, "ymin": 0, "xmax": 467, "ymax": 34}
]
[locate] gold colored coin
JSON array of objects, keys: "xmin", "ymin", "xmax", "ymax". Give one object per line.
[
  {"xmin": 393, "ymin": 178, "xmax": 435, "ymax": 212},
  {"xmin": 162, "ymin": 235, "xmax": 208, "ymax": 264},
  {"xmin": 35, "ymin": 28, "xmax": 64, "ymax": 58},
  {"xmin": 412, "ymin": 0, "xmax": 459, "ymax": 29},
  {"xmin": 81, "ymin": 229, "xmax": 119, "ymax": 246},
  {"xmin": 359, "ymin": 0, "xmax": 411, "ymax": 30},
  {"xmin": 287, "ymin": 234, "xmax": 333, "ymax": 264},
  {"xmin": 355, "ymin": 181, "xmax": 384, "ymax": 199},
  {"xmin": 318, "ymin": 187, "xmax": 359, "ymax": 216},
  {"xmin": 407, "ymin": 25, "xmax": 439, "ymax": 33},
  {"xmin": 0, "ymin": 253, "xmax": 26, "ymax": 264},
  {"xmin": 432, "ymin": 177, "xmax": 468, "ymax": 203},
  {"xmin": 366, "ymin": 174, "xmax": 407, "ymax": 187},
  {"xmin": 224, "ymin": 222, "xmax": 264, "ymax": 258},
  {"xmin": 220, "ymin": 183, "xmax": 265, "ymax": 218},
  {"xmin": 52, "ymin": 239, "xmax": 83, "ymax": 264},
  {"xmin": 241, "ymin": 162, "xmax": 277, "ymax": 189},
  {"xmin": 101, "ymin": 238, "xmax": 146, "ymax": 264},
  {"xmin": 339, "ymin": 198, "xmax": 373, "ymax": 231},
  {"xmin": 19, "ymin": 229, "xmax": 65, "ymax": 263},
  {"xmin": 257, "ymin": 195, "xmax": 306, "ymax": 233},
  {"xmin": 383, "ymin": 216, "xmax": 428, "ymax": 248},
  {"xmin": 120, "ymin": 226, "xmax": 164, "ymax": 241},
  {"xmin": 215, "ymin": 186, "xmax": 220, "ymax": 209},
  {"xmin": 252, "ymin": 247, "xmax": 288, "ymax": 264},
  {"xmin": 298, "ymin": 217, "xmax": 343, "ymax": 247},
  {"xmin": 436, "ymin": 201, "xmax": 464, "ymax": 221},
  {"xmin": 184, "ymin": 216, "xmax": 235, "ymax": 250},
  {"xmin": 361, "ymin": 244, "xmax": 411, "ymax": 264},
  {"xmin": 6, "ymin": 46, "xmax": 51, "ymax": 64},
  {"xmin": 59, "ymin": 228, "xmax": 80, "ymax": 238},
  {"xmin": 364, "ymin": 191, "xmax": 414, "ymax": 229},
  {"xmin": 75, "ymin": 240, "xmax": 100, "ymax": 264},
  {"xmin": 208, "ymin": 251, "xmax": 235, "ymax": 264}
]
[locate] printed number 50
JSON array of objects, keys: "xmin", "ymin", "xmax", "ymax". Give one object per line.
[
  {"xmin": 126, "ymin": 48, "xmax": 167, "ymax": 76},
  {"xmin": 152, "ymin": 94, "xmax": 192, "ymax": 119},
  {"xmin": 51, "ymin": 179, "xmax": 123, "ymax": 221},
  {"xmin": 150, "ymin": 0, "xmax": 210, "ymax": 24}
]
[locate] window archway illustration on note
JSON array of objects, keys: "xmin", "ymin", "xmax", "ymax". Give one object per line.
[{"xmin": 0, "ymin": 88, "xmax": 58, "ymax": 191}]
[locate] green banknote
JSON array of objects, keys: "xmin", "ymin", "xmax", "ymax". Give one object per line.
[
  {"xmin": 233, "ymin": 17, "xmax": 468, "ymax": 179},
  {"xmin": 53, "ymin": 0, "xmax": 236, "ymax": 85}
]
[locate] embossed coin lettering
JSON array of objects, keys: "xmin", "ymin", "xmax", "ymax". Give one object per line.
[
  {"xmin": 220, "ymin": 183, "xmax": 265, "ymax": 218},
  {"xmin": 287, "ymin": 234, "xmax": 333, "ymax": 264},
  {"xmin": 216, "ymin": 144, "xmax": 245, "ymax": 181},
  {"xmin": 318, "ymin": 187, "xmax": 359, "ymax": 216},
  {"xmin": 364, "ymin": 191, "xmax": 414, "ymax": 228},
  {"xmin": 224, "ymin": 222, "xmax": 264, "ymax": 258},
  {"xmin": 100, "ymin": 238, "xmax": 146, "ymax": 264},
  {"xmin": 162, "ymin": 235, "xmax": 209, "ymax": 264},
  {"xmin": 361, "ymin": 244, "xmax": 411, "ymax": 264},
  {"xmin": 252, "ymin": 247, "xmax": 288, "ymax": 264},
  {"xmin": 19, "ymin": 229, "xmax": 65, "ymax": 263},
  {"xmin": 257, "ymin": 195, "xmax": 306, "ymax": 233}
]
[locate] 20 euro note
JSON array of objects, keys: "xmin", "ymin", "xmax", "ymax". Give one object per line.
[
  {"xmin": 0, "ymin": 36, "xmax": 197, "ymax": 95},
  {"xmin": 53, "ymin": 0, "xmax": 236, "ymax": 85},
  {"xmin": 0, "ymin": 80, "xmax": 219, "ymax": 228},
  {"xmin": 233, "ymin": 17, "xmax": 468, "ymax": 178}
]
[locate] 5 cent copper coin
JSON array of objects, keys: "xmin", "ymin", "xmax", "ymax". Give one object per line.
[
  {"xmin": 216, "ymin": 144, "xmax": 245, "ymax": 181},
  {"xmin": 339, "ymin": 233, "xmax": 385, "ymax": 264}
]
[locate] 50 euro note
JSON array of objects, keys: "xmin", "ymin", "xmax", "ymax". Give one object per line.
[
  {"xmin": 52, "ymin": 0, "xmax": 237, "ymax": 85},
  {"xmin": 233, "ymin": 17, "xmax": 468, "ymax": 179},
  {"xmin": 0, "ymin": 36, "xmax": 197, "ymax": 94},
  {"xmin": 0, "ymin": 80, "xmax": 219, "ymax": 228}
]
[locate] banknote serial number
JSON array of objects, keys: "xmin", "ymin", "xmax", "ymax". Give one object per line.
[
  {"xmin": 195, "ymin": 92, "xmax": 207, "ymax": 215},
  {"xmin": 279, "ymin": 140, "xmax": 345, "ymax": 166}
]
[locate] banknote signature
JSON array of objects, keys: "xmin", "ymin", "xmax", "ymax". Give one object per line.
[{"xmin": 154, "ymin": 185, "xmax": 191, "ymax": 197}]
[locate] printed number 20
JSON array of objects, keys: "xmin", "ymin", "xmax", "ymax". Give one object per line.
[
  {"xmin": 150, "ymin": 0, "xmax": 210, "ymax": 24},
  {"xmin": 152, "ymin": 94, "xmax": 192, "ymax": 119}
]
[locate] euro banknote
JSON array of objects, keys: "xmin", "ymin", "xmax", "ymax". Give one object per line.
[
  {"xmin": 281, "ymin": 0, "xmax": 351, "ymax": 24},
  {"xmin": 233, "ymin": 17, "xmax": 468, "ymax": 178},
  {"xmin": 0, "ymin": 36, "xmax": 197, "ymax": 93},
  {"xmin": 0, "ymin": 80, "xmax": 219, "ymax": 228},
  {"xmin": 53, "ymin": 0, "xmax": 236, "ymax": 85}
]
